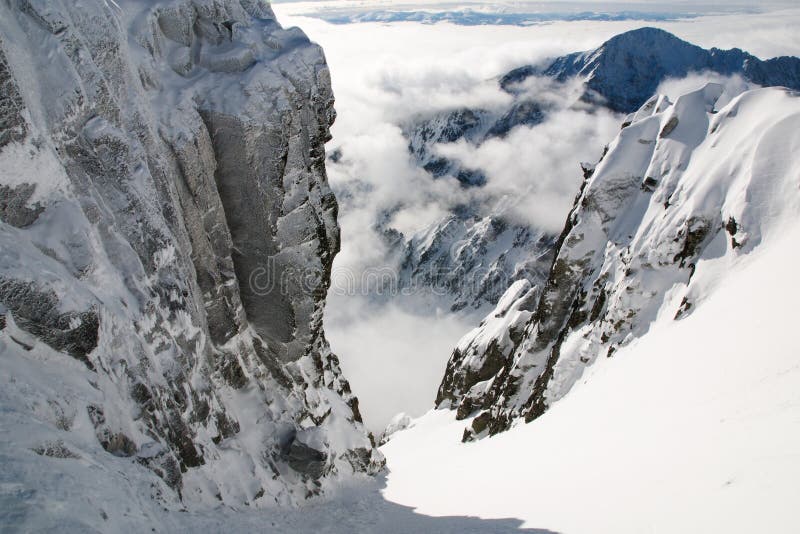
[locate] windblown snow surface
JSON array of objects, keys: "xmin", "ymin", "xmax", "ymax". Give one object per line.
[{"xmin": 381, "ymin": 86, "xmax": 800, "ymax": 533}]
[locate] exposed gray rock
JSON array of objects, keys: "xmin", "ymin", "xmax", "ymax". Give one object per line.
[
  {"xmin": 0, "ymin": 0, "xmax": 382, "ymax": 511},
  {"xmin": 0, "ymin": 43, "xmax": 26, "ymax": 148},
  {"xmin": 283, "ymin": 433, "xmax": 329, "ymax": 480},
  {"xmin": 0, "ymin": 280, "xmax": 98, "ymax": 369},
  {"xmin": 32, "ymin": 440, "xmax": 81, "ymax": 459},
  {"xmin": 0, "ymin": 183, "xmax": 44, "ymax": 228}
]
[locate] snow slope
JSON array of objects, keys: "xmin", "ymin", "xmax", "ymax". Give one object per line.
[
  {"xmin": 382, "ymin": 216, "xmax": 800, "ymax": 533},
  {"xmin": 436, "ymin": 84, "xmax": 800, "ymax": 439}
]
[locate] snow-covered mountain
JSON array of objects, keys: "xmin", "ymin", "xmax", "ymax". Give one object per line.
[
  {"xmin": 406, "ymin": 28, "xmax": 800, "ymax": 195},
  {"xmin": 405, "ymin": 28, "xmax": 800, "ymax": 193},
  {"xmin": 384, "ymin": 222, "xmax": 800, "ymax": 531},
  {"xmin": 0, "ymin": 0, "xmax": 382, "ymax": 526},
  {"xmin": 405, "ymin": 102, "xmax": 546, "ymax": 187},
  {"xmin": 393, "ymin": 211, "xmax": 554, "ymax": 313},
  {"xmin": 436, "ymin": 83, "xmax": 800, "ymax": 440},
  {"xmin": 390, "ymin": 100, "xmax": 564, "ymax": 313},
  {"xmin": 392, "ymin": 28, "xmax": 800, "ymax": 315},
  {"xmin": 501, "ymin": 27, "xmax": 800, "ymax": 112}
]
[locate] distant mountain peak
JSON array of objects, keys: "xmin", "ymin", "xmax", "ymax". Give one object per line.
[
  {"xmin": 603, "ymin": 26, "xmax": 686, "ymax": 44},
  {"xmin": 500, "ymin": 27, "xmax": 800, "ymax": 112}
]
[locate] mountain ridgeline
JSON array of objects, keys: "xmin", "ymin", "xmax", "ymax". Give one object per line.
[
  {"xmin": 436, "ymin": 83, "xmax": 800, "ymax": 440},
  {"xmin": 501, "ymin": 26, "xmax": 800, "ymax": 112},
  {"xmin": 387, "ymin": 28, "xmax": 800, "ymax": 315}
]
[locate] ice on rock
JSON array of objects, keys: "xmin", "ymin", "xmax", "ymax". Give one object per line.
[{"xmin": 0, "ymin": 0, "xmax": 382, "ymax": 527}]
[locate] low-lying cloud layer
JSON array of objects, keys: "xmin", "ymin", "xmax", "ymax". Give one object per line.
[
  {"xmin": 273, "ymin": 4, "xmax": 800, "ymax": 433},
  {"xmin": 432, "ymin": 76, "xmax": 621, "ymax": 232}
]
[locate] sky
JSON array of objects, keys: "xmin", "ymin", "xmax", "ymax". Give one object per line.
[
  {"xmin": 271, "ymin": 0, "xmax": 797, "ymax": 9},
  {"xmin": 271, "ymin": 1, "xmax": 800, "ymax": 433}
]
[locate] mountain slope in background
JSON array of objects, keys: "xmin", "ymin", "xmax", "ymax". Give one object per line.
[
  {"xmin": 0, "ymin": 0, "xmax": 381, "ymax": 528},
  {"xmin": 501, "ymin": 26, "xmax": 800, "ymax": 112},
  {"xmin": 386, "ymin": 28, "xmax": 800, "ymax": 315},
  {"xmin": 392, "ymin": 211, "xmax": 555, "ymax": 313},
  {"xmin": 435, "ymin": 83, "xmax": 800, "ymax": 440},
  {"xmin": 405, "ymin": 102, "xmax": 546, "ymax": 188}
]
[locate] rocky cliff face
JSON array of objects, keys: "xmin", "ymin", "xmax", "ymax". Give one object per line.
[
  {"xmin": 437, "ymin": 84, "xmax": 800, "ymax": 440},
  {"xmin": 0, "ymin": 0, "xmax": 381, "ymax": 520}
]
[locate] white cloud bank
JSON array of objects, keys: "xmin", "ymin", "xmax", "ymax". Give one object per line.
[{"xmin": 272, "ymin": 3, "xmax": 800, "ymax": 433}]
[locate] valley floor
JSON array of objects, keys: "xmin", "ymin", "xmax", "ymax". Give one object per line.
[{"xmin": 137, "ymin": 479, "xmax": 549, "ymax": 534}]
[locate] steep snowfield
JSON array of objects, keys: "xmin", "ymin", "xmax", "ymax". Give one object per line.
[
  {"xmin": 436, "ymin": 85, "xmax": 800, "ymax": 439},
  {"xmin": 382, "ymin": 217, "xmax": 800, "ymax": 533}
]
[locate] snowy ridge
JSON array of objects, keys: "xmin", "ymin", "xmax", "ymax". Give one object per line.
[
  {"xmin": 501, "ymin": 27, "xmax": 800, "ymax": 112},
  {"xmin": 0, "ymin": 0, "xmax": 381, "ymax": 527},
  {"xmin": 393, "ymin": 212, "xmax": 554, "ymax": 313},
  {"xmin": 435, "ymin": 83, "xmax": 800, "ymax": 440},
  {"xmin": 435, "ymin": 279, "xmax": 537, "ymax": 418}
]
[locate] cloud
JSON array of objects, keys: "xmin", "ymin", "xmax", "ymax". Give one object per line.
[
  {"xmin": 433, "ymin": 77, "xmax": 622, "ymax": 232},
  {"xmin": 327, "ymin": 122, "xmax": 469, "ymax": 278},
  {"xmin": 324, "ymin": 294, "xmax": 475, "ymax": 433},
  {"xmin": 270, "ymin": 4, "xmax": 800, "ymax": 434},
  {"xmin": 309, "ymin": 32, "xmax": 623, "ymax": 429}
]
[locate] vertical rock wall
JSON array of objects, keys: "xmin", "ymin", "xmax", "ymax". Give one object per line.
[{"xmin": 0, "ymin": 0, "xmax": 381, "ymax": 514}]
